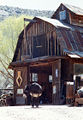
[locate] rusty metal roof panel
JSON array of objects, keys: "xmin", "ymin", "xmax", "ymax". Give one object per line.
[
  {"xmin": 37, "ymin": 16, "xmax": 83, "ymax": 55},
  {"xmin": 63, "ymin": 3, "xmax": 83, "ymax": 16},
  {"xmin": 57, "ymin": 28, "xmax": 83, "ymax": 52},
  {"xmin": 64, "ymin": 49, "xmax": 83, "ymax": 58},
  {"xmin": 66, "ymin": 31, "xmax": 77, "ymax": 51},
  {"xmin": 60, "ymin": 29, "xmax": 73, "ymax": 50}
]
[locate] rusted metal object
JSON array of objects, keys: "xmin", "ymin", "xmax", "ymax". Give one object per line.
[{"xmin": 66, "ymin": 82, "xmax": 74, "ymax": 105}]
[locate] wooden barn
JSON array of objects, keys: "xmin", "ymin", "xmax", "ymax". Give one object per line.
[{"xmin": 9, "ymin": 3, "xmax": 83, "ymax": 105}]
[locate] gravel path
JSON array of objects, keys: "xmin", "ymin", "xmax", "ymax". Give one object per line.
[{"xmin": 0, "ymin": 105, "xmax": 83, "ymax": 120}]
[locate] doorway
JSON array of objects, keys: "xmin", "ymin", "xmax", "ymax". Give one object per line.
[{"xmin": 30, "ymin": 63, "xmax": 52, "ymax": 104}]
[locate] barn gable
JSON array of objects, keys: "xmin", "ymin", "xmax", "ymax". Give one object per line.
[
  {"xmin": 11, "ymin": 4, "xmax": 83, "ymax": 64},
  {"xmin": 11, "ymin": 16, "xmax": 83, "ymax": 65},
  {"xmin": 51, "ymin": 3, "xmax": 83, "ymax": 26}
]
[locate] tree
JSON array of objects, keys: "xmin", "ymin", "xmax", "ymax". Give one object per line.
[{"xmin": 0, "ymin": 15, "xmax": 32, "ymax": 88}]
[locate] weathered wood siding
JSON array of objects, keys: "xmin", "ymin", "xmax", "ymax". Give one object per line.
[
  {"xmin": 16, "ymin": 19, "xmax": 56, "ymax": 61},
  {"xmin": 52, "ymin": 59, "xmax": 61, "ymax": 104},
  {"xmin": 70, "ymin": 13, "xmax": 83, "ymax": 26},
  {"xmin": 14, "ymin": 66, "xmax": 30, "ymax": 105}
]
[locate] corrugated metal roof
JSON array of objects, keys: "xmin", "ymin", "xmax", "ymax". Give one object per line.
[
  {"xmin": 36, "ymin": 16, "xmax": 71, "ymax": 29},
  {"xmin": 35, "ymin": 17, "xmax": 83, "ymax": 58},
  {"xmin": 56, "ymin": 28, "xmax": 83, "ymax": 52},
  {"xmin": 63, "ymin": 3, "xmax": 83, "ymax": 16},
  {"xmin": 35, "ymin": 17, "xmax": 83, "ymax": 32},
  {"xmin": 12, "ymin": 16, "xmax": 83, "ymax": 62},
  {"xmin": 64, "ymin": 49, "xmax": 83, "ymax": 58}
]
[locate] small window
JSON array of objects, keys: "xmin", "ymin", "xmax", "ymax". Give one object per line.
[
  {"xmin": 59, "ymin": 10, "xmax": 66, "ymax": 20},
  {"xmin": 32, "ymin": 73, "xmax": 38, "ymax": 82},
  {"xmin": 49, "ymin": 75, "xmax": 52, "ymax": 82}
]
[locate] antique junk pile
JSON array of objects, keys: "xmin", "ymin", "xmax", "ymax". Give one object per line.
[{"xmin": 9, "ymin": 3, "xmax": 83, "ymax": 105}]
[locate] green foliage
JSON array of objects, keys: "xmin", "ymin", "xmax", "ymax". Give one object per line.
[
  {"xmin": 0, "ymin": 15, "xmax": 32, "ymax": 65},
  {"xmin": 0, "ymin": 15, "xmax": 32, "ymax": 87}
]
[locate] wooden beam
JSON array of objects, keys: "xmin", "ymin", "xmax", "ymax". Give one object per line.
[
  {"xmin": 24, "ymin": 18, "xmax": 36, "ymax": 23},
  {"xmin": 9, "ymin": 56, "xmax": 67, "ymax": 69},
  {"xmin": 30, "ymin": 62, "xmax": 50, "ymax": 67},
  {"xmin": 71, "ymin": 58, "xmax": 83, "ymax": 64}
]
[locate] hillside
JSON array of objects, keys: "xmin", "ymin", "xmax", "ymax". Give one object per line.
[{"xmin": 0, "ymin": 5, "xmax": 54, "ymax": 21}]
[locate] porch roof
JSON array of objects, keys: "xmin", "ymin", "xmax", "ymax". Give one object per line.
[
  {"xmin": 9, "ymin": 56, "xmax": 66, "ymax": 69},
  {"xmin": 64, "ymin": 49, "xmax": 83, "ymax": 58},
  {"xmin": 9, "ymin": 55, "xmax": 83, "ymax": 69}
]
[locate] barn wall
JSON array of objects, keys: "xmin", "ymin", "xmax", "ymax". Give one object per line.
[
  {"xmin": 52, "ymin": 58, "xmax": 74, "ymax": 105},
  {"xmin": 70, "ymin": 13, "xmax": 83, "ymax": 26},
  {"xmin": 26, "ymin": 19, "xmax": 56, "ymax": 58},
  {"xmin": 14, "ymin": 66, "xmax": 30, "ymax": 105},
  {"xmin": 16, "ymin": 20, "xmax": 57, "ymax": 61}
]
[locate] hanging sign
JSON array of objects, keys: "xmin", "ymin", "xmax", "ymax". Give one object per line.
[
  {"xmin": 16, "ymin": 71, "xmax": 23, "ymax": 87},
  {"xmin": 17, "ymin": 89, "xmax": 23, "ymax": 94},
  {"xmin": 53, "ymin": 85, "xmax": 56, "ymax": 94}
]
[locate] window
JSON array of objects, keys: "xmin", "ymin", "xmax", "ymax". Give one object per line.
[
  {"xmin": 59, "ymin": 10, "xmax": 66, "ymax": 20},
  {"xmin": 32, "ymin": 73, "xmax": 38, "ymax": 82},
  {"xmin": 49, "ymin": 75, "xmax": 52, "ymax": 83},
  {"xmin": 33, "ymin": 34, "xmax": 47, "ymax": 58}
]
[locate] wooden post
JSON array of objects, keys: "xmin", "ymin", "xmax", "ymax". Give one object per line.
[{"xmin": 52, "ymin": 59, "xmax": 61, "ymax": 104}]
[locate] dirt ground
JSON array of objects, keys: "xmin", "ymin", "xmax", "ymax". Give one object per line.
[{"xmin": 0, "ymin": 105, "xmax": 83, "ymax": 120}]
